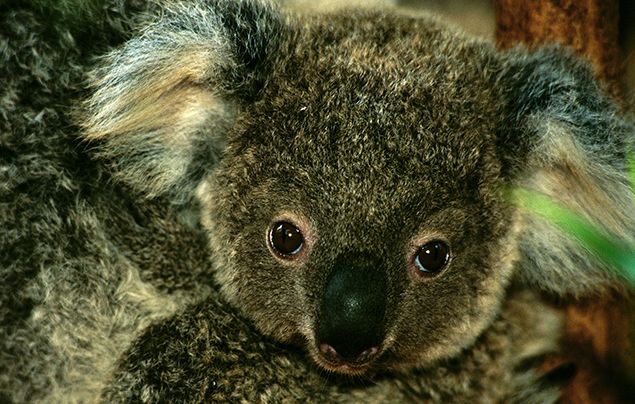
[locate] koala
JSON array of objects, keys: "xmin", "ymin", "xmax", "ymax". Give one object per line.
[{"xmin": 1, "ymin": 0, "xmax": 634, "ymax": 402}]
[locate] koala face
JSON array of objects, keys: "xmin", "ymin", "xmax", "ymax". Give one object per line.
[
  {"xmin": 195, "ymin": 13, "xmax": 523, "ymax": 373},
  {"xmin": 83, "ymin": 0, "xmax": 633, "ymax": 375}
]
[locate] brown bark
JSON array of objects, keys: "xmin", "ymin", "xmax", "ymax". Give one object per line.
[
  {"xmin": 493, "ymin": 1, "xmax": 633, "ymax": 402},
  {"xmin": 494, "ymin": 0, "xmax": 623, "ymax": 98}
]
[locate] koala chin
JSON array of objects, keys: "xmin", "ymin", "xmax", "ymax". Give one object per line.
[{"xmin": 3, "ymin": 0, "xmax": 634, "ymax": 401}]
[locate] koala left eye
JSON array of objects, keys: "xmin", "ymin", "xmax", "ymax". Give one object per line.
[
  {"xmin": 269, "ymin": 221, "xmax": 304, "ymax": 258},
  {"xmin": 414, "ymin": 241, "xmax": 450, "ymax": 274}
]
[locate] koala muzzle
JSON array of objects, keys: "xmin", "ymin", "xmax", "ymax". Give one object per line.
[{"xmin": 317, "ymin": 255, "xmax": 387, "ymax": 364}]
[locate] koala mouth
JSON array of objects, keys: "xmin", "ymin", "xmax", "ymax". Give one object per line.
[{"xmin": 312, "ymin": 342, "xmax": 381, "ymax": 374}]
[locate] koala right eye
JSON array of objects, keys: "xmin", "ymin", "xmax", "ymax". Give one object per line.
[
  {"xmin": 414, "ymin": 240, "xmax": 450, "ymax": 275},
  {"xmin": 269, "ymin": 221, "xmax": 304, "ymax": 258}
]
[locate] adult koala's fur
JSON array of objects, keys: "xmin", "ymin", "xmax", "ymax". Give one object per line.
[{"xmin": 1, "ymin": 0, "xmax": 634, "ymax": 402}]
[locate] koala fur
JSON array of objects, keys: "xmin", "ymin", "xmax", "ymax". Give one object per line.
[{"xmin": 1, "ymin": 0, "xmax": 633, "ymax": 402}]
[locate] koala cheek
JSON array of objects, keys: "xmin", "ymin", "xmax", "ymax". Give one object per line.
[{"xmin": 390, "ymin": 256, "xmax": 518, "ymax": 367}]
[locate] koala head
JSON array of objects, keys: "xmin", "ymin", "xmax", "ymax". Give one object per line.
[{"xmin": 82, "ymin": 0, "xmax": 634, "ymax": 374}]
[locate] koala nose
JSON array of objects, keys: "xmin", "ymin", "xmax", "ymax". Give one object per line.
[{"xmin": 317, "ymin": 255, "xmax": 386, "ymax": 363}]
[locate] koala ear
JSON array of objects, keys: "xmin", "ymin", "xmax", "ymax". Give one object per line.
[
  {"xmin": 80, "ymin": 0, "xmax": 285, "ymax": 202},
  {"xmin": 499, "ymin": 47, "xmax": 635, "ymax": 296}
]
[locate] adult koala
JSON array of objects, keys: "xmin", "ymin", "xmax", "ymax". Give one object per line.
[{"xmin": 1, "ymin": 0, "xmax": 633, "ymax": 402}]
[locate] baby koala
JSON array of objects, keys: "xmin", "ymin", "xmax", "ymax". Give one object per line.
[{"xmin": 2, "ymin": 0, "xmax": 633, "ymax": 402}]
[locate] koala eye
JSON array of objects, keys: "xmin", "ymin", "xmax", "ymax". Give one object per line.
[
  {"xmin": 269, "ymin": 221, "xmax": 304, "ymax": 258},
  {"xmin": 414, "ymin": 241, "xmax": 450, "ymax": 274}
]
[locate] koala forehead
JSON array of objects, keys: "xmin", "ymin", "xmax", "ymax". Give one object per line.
[{"xmin": 220, "ymin": 12, "xmax": 507, "ymax": 224}]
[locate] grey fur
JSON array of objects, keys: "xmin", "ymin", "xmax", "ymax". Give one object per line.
[{"xmin": 1, "ymin": 0, "xmax": 633, "ymax": 402}]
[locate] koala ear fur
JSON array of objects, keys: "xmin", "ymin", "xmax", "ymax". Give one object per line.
[
  {"xmin": 500, "ymin": 48, "xmax": 635, "ymax": 296},
  {"xmin": 80, "ymin": 0, "xmax": 284, "ymax": 202}
]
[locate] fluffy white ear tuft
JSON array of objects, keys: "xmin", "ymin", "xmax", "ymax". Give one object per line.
[
  {"xmin": 82, "ymin": 44, "xmax": 233, "ymax": 200},
  {"xmin": 80, "ymin": 0, "xmax": 284, "ymax": 201},
  {"xmin": 502, "ymin": 48, "xmax": 635, "ymax": 296},
  {"xmin": 516, "ymin": 120, "xmax": 634, "ymax": 296}
]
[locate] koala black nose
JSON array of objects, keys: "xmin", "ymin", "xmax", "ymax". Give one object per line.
[{"xmin": 317, "ymin": 255, "xmax": 386, "ymax": 363}]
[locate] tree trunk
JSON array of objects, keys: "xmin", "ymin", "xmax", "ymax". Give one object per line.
[{"xmin": 494, "ymin": 0, "xmax": 623, "ymax": 98}]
